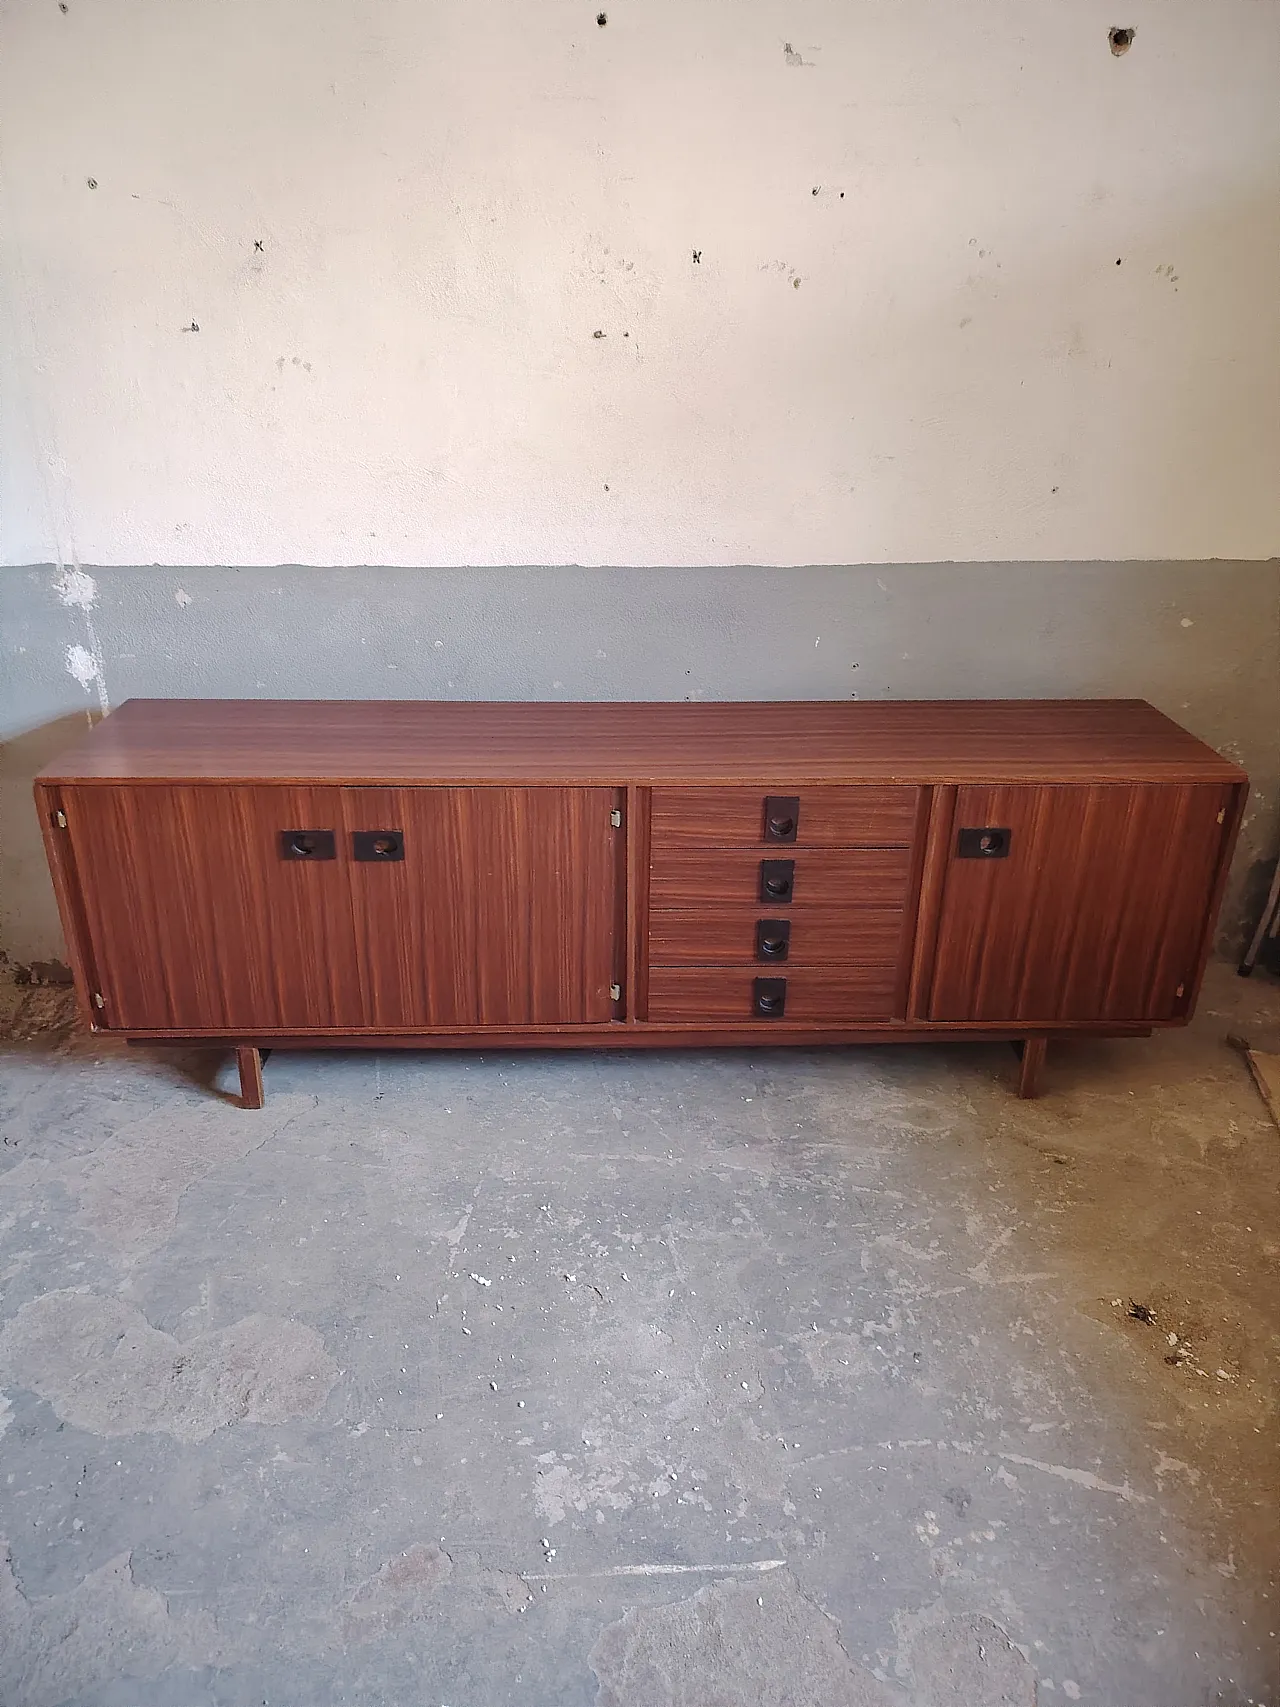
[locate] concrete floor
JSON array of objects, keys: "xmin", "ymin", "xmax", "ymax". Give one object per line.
[{"xmin": 0, "ymin": 968, "xmax": 1277, "ymax": 1707}]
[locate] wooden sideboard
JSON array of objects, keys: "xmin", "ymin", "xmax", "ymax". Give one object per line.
[{"xmin": 35, "ymin": 699, "xmax": 1246, "ymax": 1106}]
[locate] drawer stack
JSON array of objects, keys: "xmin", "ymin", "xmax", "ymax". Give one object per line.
[{"xmin": 645, "ymin": 785, "xmax": 922, "ymax": 1024}]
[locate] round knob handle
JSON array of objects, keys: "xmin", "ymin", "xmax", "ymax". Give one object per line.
[
  {"xmin": 763, "ymin": 876, "xmax": 791, "ymax": 897},
  {"xmin": 756, "ymin": 993, "xmax": 783, "ymax": 1013},
  {"xmin": 291, "ymin": 833, "xmax": 318, "ymax": 857},
  {"xmin": 372, "ymin": 836, "xmax": 399, "ymax": 857},
  {"xmin": 760, "ymin": 935, "xmax": 786, "ymax": 958},
  {"xmin": 767, "ymin": 816, "xmax": 795, "ymax": 840}
]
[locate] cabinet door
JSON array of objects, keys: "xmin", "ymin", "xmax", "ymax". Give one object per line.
[
  {"xmin": 63, "ymin": 784, "xmax": 365, "ymax": 1030},
  {"xmin": 341, "ymin": 787, "xmax": 619, "ymax": 1027},
  {"xmin": 928, "ymin": 783, "xmax": 1235, "ymax": 1023}
]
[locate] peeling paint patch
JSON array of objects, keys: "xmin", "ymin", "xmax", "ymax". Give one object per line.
[
  {"xmin": 64, "ymin": 643, "xmax": 98, "ymax": 693},
  {"xmin": 0, "ymin": 1291, "xmax": 339, "ymax": 1442},
  {"xmin": 54, "ymin": 567, "xmax": 97, "ymax": 612},
  {"xmin": 0, "ymin": 1544, "xmax": 220, "ymax": 1707},
  {"xmin": 534, "ymin": 1452, "xmax": 635, "ymax": 1524},
  {"xmin": 54, "ymin": 567, "xmax": 109, "ymax": 713},
  {"xmin": 340, "ymin": 1544, "xmax": 452, "ymax": 1641}
]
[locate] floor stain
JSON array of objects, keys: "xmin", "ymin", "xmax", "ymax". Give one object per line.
[
  {"xmin": 0, "ymin": 1543, "xmax": 220, "ymax": 1706},
  {"xmin": 0, "ymin": 1291, "xmax": 338, "ymax": 1441},
  {"xmin": 340, "ymin": 1543, "xmax": 453, "ymax": 1641},
  {"xmin": 590, "ymin": 1568, "xmax": 901, "ymax": 1706}
]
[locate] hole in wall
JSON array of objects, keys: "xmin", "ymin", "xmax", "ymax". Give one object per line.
[{"xmin": 1109, "ymin": 26, "xmax": 1134, "ymax": 54}]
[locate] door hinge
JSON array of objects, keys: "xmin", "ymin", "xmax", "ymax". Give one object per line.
[
  {"xmin": 1216, "ymin": 808, "xmax": 1226, "ymax": 825},
  {"xmin": 609, "ymin": 983, "xmax": 622, "ymax": 1002},
  {"xmin": 610, "ymin": 809, "xmax": 622, "ymax": 828},
  {"xmin": 54, "ymin": 809, "xmax": 67, "ymax": 829},
  {"xmin": 92, "ymin": 992, "xmax": 106, "ymax": 1010}
]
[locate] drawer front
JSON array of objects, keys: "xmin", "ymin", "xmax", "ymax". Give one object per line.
[
  {"xmin": 649, "ymin": 906, "xmax": 906, "ymax": 966},
  {"xmin": 651, "ymin": 785, "xmax": 919, "ymax": 849},
  {"xmin": 647, "ymin": 965, "xmax": 899, "ymax": 1023},
  {"xmin": 650, "ymin": 847, "xmax": 912, "ymax": 908}
]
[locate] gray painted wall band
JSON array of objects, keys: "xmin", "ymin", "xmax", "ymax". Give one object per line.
[{"xmin": 2, "ymin": 562, "xmax": 1276, "ymax": 964}]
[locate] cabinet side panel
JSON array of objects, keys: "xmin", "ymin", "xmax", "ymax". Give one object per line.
[{"xmin": 33, "ymin": 783, "xmax": 103, "ymax": 1030}]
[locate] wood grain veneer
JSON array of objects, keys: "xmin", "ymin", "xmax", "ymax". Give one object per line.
[
  {"xmin": 39, "ymin": 699, "xmax": 1246, "ymax": 786},
  {"xmin": 648, "ymin": 906, "xmax": 907, "ymax": 966},
  {"xmin": 928, "ymin": 781, "xmax": 1241, "ymax": 1023},
  {"xmin": 647, "ymin": 965, "xmax": 900, "ymax": 1024},
  {"xmin": 649, "ymin": 785, "xmax": 919, "ymax": 848},
  {"xmin": 35, "ymin": 698, "xmax": 1247, "ymax": 1103},
  {"xmin": 648, "ymin": 848, "xmax": 913, "ymax": 909},
  {"xmin": 54, "ymin": 782, "xmax": 617, "ymax": 1031}
]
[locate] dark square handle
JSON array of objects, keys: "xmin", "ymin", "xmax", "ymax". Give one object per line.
[
  {"xmin": 353, "ymin": 830, "xmax": 405, "ymax": 862},
  {"xmin": 956, "ymin": 827, "xmax": 1012, "ymax": 859},
  {"xmin": 759, "ymin": 859, "xmax": 795, "ymax": 903},
  {"xmin": 755, "ymin": 918, "xmax": 792, "ymax": 962},
  {"xmin": 763, "ymin": 795, "xmax": 800, "ymax": 842},
  {"xmin": 279, "ymin": 829, "xmax": 336, "ymax": 861},
  {"xmin": 753, "ymin": 977, "xmax": 787, "ymax": 1018}
]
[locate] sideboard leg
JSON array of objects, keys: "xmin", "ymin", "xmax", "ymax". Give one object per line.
[
  {"xmin": 236, "ymin": 1046, "xmax": 266, "ymax": 1109},
  {"xmin": 1016, "ymin": 1036, "xmax": 1047, "ymax": 1099}
]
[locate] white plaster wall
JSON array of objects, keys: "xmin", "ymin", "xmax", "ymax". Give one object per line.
[{"xmin": 2, "ymin": 0, "xmax": 1278, "ymax": 568}]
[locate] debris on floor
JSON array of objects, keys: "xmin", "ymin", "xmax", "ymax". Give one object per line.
[
  {"xmin": 1227, "ymin": 1033, "xmax": 1280, "ymax": 1132},
  {"xmin": 1, "ymin": 983, "xmax": 78, "ymax": 1045}
]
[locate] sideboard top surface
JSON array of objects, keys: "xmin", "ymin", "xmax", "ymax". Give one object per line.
[{"xmin": 38, "ymin": 698, "xmax": 1246, "ymax": 786}]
